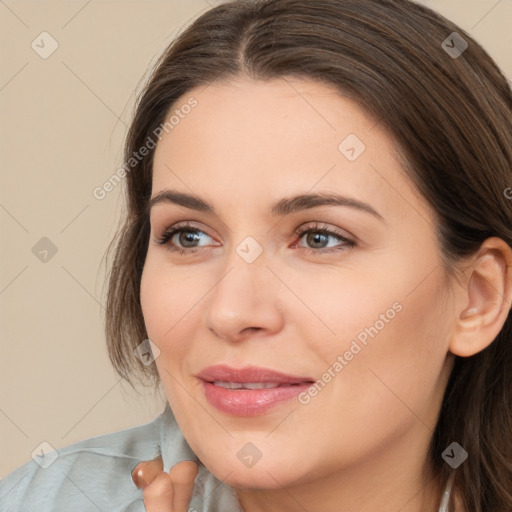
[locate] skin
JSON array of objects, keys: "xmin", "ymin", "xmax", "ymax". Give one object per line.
[
  {"xmin": 132, "ymin": 457, "xmax": 198, "ymax": 512},
  {"xmin": 139, "ymin": 77, "xmax": 512, "ymax": 512}
]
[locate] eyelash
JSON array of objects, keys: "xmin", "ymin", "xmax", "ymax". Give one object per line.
[{"xmin": 154, "ymin": 221, "xmax": 356, "ymax": 256}]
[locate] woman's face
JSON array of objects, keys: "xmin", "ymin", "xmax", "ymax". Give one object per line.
[{"xmin": 140, "ymin": 77, "xmax": 457, "ymax": 492}]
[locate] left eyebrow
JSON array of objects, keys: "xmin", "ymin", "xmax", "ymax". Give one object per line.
[
  {"xmin": 270, "ymin": 192, "xmax": 385, "ymax": 221},
  {"xmin": 146, "ymin": 190, "xmax": 385, "ymax": 222}
]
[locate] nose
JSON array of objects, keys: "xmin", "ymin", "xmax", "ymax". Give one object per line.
[{"xmin": 203, "ymin": 250, "xmax": 284, "ymax": 343}]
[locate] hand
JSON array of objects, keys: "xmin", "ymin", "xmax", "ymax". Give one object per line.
[{"xmin": 132, "ymin": 455, "xmax": 199, "ymax": 512}]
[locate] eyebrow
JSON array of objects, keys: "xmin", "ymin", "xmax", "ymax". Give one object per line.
[{"xmin": 146, "ymin": 189, "xmax": 384, "ymax": 221}]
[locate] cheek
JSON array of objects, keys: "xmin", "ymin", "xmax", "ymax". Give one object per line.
[
  {"xmin": 303, "ymin": 256, "xmax": 450, "ymax": 394},
  {"xmin": 139, "ymin": 260, "xmax": 194, "ymax": 368},
  {"xmin": 140, "ymin": 258, "xmax": 196, "ymax": 339},
  {"xmin": 283, "ymin": 267, "xmax": 400, "ymax": 366},
  {"xmin": 366, "ymin": 266, "xmax": 450, "ymax": 376},
  {"xmin": 321, "ymin": 268, "xmax": 450, "ymax": 430},
  {"xmin": 140, "ymin": 257, "xmax": 221, "ymax": 391},
  {"xmin": 140, "ymin": 264, "xmax": 193, "ymax": 413},
  {"xmin": 140, "ymin": 262, "xmax": 167, "ymax": 339}
]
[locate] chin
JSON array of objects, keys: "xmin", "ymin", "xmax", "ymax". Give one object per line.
[
  {"xmin": 201, "ymin": 454, "xmax": 303, "ymax": 490},
  {"xmin": 217, "ymin": 468, "xmax": 292, "ymax": 490}
]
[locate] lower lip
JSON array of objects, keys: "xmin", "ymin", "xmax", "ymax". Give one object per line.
[{"xmin": 201, "ymin": 380, "xmax": 313, "ymax": 416}]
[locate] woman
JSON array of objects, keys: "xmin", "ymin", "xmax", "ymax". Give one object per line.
[{"xmin": 1, "ymin": 0, "xmax": 511, "ymax": 511}]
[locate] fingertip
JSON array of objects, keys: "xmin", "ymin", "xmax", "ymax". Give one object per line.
[
  {"xmin": 169, "ymin": 460, "xmax": 199, "ymax": 484},
  {"xmin": 131, "ymin": 455, "xmax": 164, "ymax": 489},
  {"xmin": 132, "ymin": 466, "xmax": 148, "ymax": 489}
]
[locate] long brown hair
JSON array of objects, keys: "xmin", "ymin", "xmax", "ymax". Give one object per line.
[{"xmin": 103, "ymin": 1, "xmax": 512, "ymax": 510}]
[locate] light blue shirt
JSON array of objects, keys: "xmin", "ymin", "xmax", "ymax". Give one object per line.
[{"xmin": 0, "ymin": 403, "xmax": 243, "ymax": 511}]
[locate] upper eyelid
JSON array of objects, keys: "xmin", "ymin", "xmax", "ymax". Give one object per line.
[
  {"xmin": 149, "ymin": 209, "xmax": 233, "ymax": 235},
  {"xmin": 161, "ymin": 221, "xmax": 212, "ymax": 237}
]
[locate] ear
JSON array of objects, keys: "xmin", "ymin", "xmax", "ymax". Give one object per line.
[{"xmin": 449, "ymin": 237, "xmax": 512, "ymax": 357}]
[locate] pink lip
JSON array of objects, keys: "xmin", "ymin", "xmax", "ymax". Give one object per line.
[
  {"xmin": 197, "ymin": 364, "xmax": 314, "ymax": 384},
  {"xmin": 197, "ymin": 365, "xmax": 315, "ymax": 416}
]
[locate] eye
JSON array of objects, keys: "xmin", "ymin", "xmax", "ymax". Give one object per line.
[
  {"xmin": 293, "ymin": 222, "xmax": 355, "ymax": 253},
  {"xmin": 155, "ymin": 222, "xmax": 216, "ymax": 255}
]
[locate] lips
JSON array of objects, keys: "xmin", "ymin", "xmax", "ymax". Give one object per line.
[
  {"xmin": 197, "ymin": 364, "xmax": 314, "ymax": 386},
  {"xmin": 196, "ymin": 365, "xmax": 315, "ymax": 416}
]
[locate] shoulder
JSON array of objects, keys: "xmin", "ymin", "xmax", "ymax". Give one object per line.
[{"xmin": 0, "ymin": 409, "xmax": 165, "ymax": 512}]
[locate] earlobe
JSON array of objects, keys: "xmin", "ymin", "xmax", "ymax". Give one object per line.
[{"xmin": 449, "ymin": 237, "xmax": 512, "ymax": 358}]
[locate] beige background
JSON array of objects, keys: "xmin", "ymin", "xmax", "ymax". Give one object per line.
[{"xmin": 0, "ymin": 0, "xmax": 510, "ymax": 478}]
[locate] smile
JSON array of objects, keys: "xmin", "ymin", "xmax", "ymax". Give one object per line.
[{"xmin": 197, "ymin": 365, "xmax": 315, "ymax": 416}]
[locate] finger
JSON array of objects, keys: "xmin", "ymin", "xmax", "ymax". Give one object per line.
[
  {"xmin": 132, "ymin": 455, "xmax": 164, "ymax": 489},
  {"xmin": 143, "ymin": 471, "xmax": 174, "ymax": 512},
  {"xmin": 168, "ymin": 461, "xmax": 199, "ymax": 512}
]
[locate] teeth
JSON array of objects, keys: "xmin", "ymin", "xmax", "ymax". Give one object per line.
[
  {"xmin": 243, "ymin": 382, "xmax": 281, "ymax": 389},
  {"xmin": 213, "ymin": 381, "xmax": 283, "ymax": 390}
]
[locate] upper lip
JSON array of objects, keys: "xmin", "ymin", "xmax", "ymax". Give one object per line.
[{"xmin": 197, "ymin": 365, "xmax": 315, "ymax": 384}]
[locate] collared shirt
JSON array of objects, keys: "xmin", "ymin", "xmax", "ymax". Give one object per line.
[{"xmin": 0, "ymin": 403, "xmax": 243, "ymax": 511}]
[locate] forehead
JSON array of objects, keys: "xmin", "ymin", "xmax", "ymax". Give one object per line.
[
  {"xmin": 150, "ymin": 77, "xmax": 433, "ymax": 226},
  {"xmin": 154, "ymin": 77, "xmax": 376, "ymax": 173}
]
